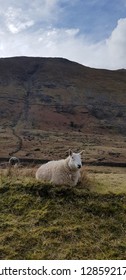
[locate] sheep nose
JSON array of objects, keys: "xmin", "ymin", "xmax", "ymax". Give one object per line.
[{"xmin": 78, "ymin": 164, "xmax": 81, "ymax": 169}]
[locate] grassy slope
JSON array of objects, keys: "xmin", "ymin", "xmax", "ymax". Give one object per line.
[{"xmin": 0, "ymin": 168, "xmax": 126, "ymax": 260}]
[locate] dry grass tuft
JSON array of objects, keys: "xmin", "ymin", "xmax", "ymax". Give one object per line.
[{"xmin": 79, "ymin": 166, "xmax": 92, "ymax": 189}]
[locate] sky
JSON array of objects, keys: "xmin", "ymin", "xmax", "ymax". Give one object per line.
[{"xmin": 0, "ymin": 0, "xmax": 126, "ymax": 69}]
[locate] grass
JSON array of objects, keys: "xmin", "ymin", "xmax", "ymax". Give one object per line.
[
  {"xmin": 86, "ymin": 166, "xmax": 126, "ymax": 194},
  {"xmin": 0, "ymin": 167, "xmax": 126, "ymax": 260}
]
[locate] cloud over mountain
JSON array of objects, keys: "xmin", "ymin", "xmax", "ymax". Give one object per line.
[{"xmin": 0, "ymin": 0, "xmax": 126, "ymax": 69}]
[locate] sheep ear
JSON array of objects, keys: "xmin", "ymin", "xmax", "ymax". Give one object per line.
[
  {"xmin": 69, "ymin": 149, "xmax": 73, "ymax": 156},
  {"xmin": 79, "ymin": 150, "xmax": 84, "ymax": 155}
]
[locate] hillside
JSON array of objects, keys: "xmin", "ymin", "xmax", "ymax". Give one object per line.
[
  {"xmin": 0, "ymin": 56, "xmax": 126, "ymax": 162},
  {"xmin": 0, "ymin": 57, "xmax": 126, "ymax": 260},
  {"xmin": 0, "ymin": 168, "xmax": 126, "ymax": 260}
]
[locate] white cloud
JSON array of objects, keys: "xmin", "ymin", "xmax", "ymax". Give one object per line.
[
  {"xmin": 106, "ymin": 18, "xmax": 126, "ymax": 68},
  {"xmin": 0, "ymin": 0, "xmax": 60, "ymax": 34},
  {"xmin": 0, "ymin": 0, "xmax": 126, "ymax": 69},
  {"xmin": 4, "ymin": 7, "xmax": 34, "ymax": 33}
]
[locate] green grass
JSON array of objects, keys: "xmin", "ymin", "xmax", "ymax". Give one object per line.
[{"xmin": 0, "ymin": 170, "xmax": 126, "ymax": 260}]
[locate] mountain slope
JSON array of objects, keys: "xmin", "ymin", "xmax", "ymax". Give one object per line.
[
  {"xmin": 0, "ymin": 56, "xmax": 126, "ymax": 160},
  {"xmin": 0, "ymin": 56, "xmax": 126, "ymax": 132}
]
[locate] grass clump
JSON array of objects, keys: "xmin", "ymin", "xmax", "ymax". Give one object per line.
[{"xmin": 0, "ymin": 168, "xmax": 126, "ymax": 260}]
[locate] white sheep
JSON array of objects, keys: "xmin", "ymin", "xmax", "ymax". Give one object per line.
[
  {"xmin": 9, "ymin": 157, "xmax": 20, "ymax": 167},
  {"xmin": 35, "ymin": 150, "xmax": 84, "ymax": 186}
]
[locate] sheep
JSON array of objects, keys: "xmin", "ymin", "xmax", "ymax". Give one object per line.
[
  {"xmin": 35, "ymin": 150, "xmax": 84, "ymax": 186},
  {"xmin": 9, "ymin": 156, "xmax": 20, "ymax": 167}
]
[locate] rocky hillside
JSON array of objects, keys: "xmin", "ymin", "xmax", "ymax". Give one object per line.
[
  {"xmin": 0, "ymin": 56, "xmax": 126, "ymax": 160},
  {"xmin": 0, "ymin": 56, "xmax": 126, "ymax": 134}
]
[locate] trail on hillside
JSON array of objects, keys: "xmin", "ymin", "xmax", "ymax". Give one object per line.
[
  {"xmin": 9, "ymin": 127, "xmax": 23, "ymax": 156},
  {"xmin": 8, "ymin": 66, "xmax": 37, "ymax": 156}
]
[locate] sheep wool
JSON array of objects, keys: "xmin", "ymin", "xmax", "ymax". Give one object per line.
[{"xmin": 36, "ymin": 150, "xmax": 83, "ymax": 186}]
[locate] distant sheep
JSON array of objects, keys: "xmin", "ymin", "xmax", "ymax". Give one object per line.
[
  {"xmin": 36, "ymin": 150, "xmax": 84, "ymax": 186},
  {"xmin": 9, "ymin": 157, "xmax": 20, "ymax": 167}
]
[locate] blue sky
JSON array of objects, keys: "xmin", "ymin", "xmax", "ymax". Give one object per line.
[
  {"xmin": 58, "ymin": 0, "xmax": 126, "ymax": 40},
  {"xmin": 0, "ymin": 0, "xmax": 126, "ymax": 69}
]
